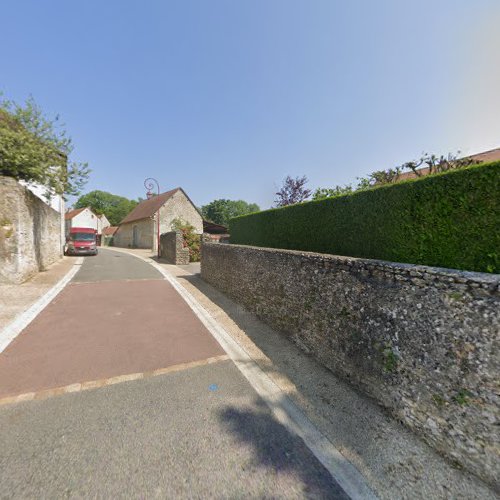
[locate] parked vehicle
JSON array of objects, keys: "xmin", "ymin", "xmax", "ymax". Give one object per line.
[{"xmin": 65, "ymin": 227, "xmax": 98, "ymax": 256}]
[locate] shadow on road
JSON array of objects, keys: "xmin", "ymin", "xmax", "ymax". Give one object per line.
[
  {"xmin": 218, "ymin": 397, "xmax": 349, "ymax": 499},
  {"xmin": 172, "ymin": 271, "xmax": 499, "ymax": 500}
]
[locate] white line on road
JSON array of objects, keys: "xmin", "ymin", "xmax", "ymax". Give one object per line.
[
  {"xmin": 124, "ymin": 251, "xmax": 377, "ymax": 500},
  {"xmin": 0, "ymin": 258, "xmax": 83, "ymax": 354}
]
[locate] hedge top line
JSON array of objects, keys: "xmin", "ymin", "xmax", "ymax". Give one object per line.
[{"xmin": 230, "ymin": 159, "xmax": 500, "ymax": 223}]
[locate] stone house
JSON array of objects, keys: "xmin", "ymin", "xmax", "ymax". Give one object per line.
[{"xmin": 113, "ymin": 188, "xmax": 203, "ymax": 251}]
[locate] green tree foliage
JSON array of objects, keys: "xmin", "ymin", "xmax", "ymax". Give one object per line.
[
  {"xmin": 201, "ymin": 199, "xmax": 260, "ymax": 226},
  {"xmin": 315, "ymin": 152, "xmax": 478, "ymax": 199},
  {"xmin": 312, "ymin": 185, "xmax": 353, "ymax": 201},
  {"xmin": 401, "ymin": 152, "xmax": 477, "ymax": 177},
  {"xmin": 230, "ymin": 161, "xmax": 500, "ymax": 273},
  {"xmin": 75, "ymin": 190, "xmax": 139, "ymax": 226},
  {"xmin": 0, "ymin": 95, "xmax": 89, "ymax": 197}
]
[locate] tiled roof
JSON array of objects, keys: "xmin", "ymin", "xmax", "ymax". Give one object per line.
[
  {"xmin": 468, "ymin": 147, "xmax": 500, "ymax": 163},
  {"xmin": 203, "ymin": 220, "xmax": 228, "ymax": 234},
  {"xmin": 102, "ymin": 226, "xmax": 118, "ymax": 236},
  {"xmin": 65, "ymin": 207, "xmax": 87, "ymax": 220},
  {"xmin": 120, "ymin": 188, "xmax": 180, "ymax": 224},
  {"xmin": 393, "ymin": 147, "xmax": 500, "ymax": 182}
]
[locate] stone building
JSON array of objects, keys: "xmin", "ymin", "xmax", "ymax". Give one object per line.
[{"xmin": 113, "ymin": 188, "xmax": 203, "ymax": 251}]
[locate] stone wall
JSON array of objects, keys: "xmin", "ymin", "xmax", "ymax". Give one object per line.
[
  {"xmin": 0, "ymin": 176, "xmax": 62, "ymax": 284},
  {"xmin": 160, "ymin": 231, "xmax": 189, "ymax": 265},
  {"xmin": 201, "ymin": 242, "xmax": 500, "ymax": 488}
]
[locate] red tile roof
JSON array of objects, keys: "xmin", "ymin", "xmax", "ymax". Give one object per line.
[
  {"xmin": 393, "ymin": 147, "xmax": 500, "ymax": 182},
  {"xmin": 102, "ymin": 226, "xmax": 118, "ymax": 236},
  {"xmin": 468, "ymin": 147, "xmax": 500, "ymax": 164},
  {"xmin": 65, "ymin": 207, "xmax": 87, "ymax": 220},
  {"xmin": 120, "ymin": 188, "xmax": 180, "ymax": 224},
  {"xmin": 203, "ymin": 220, "xmax": 228, "ymax": 234}
]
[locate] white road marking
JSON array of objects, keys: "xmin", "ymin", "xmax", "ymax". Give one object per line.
[
  {"xmin": 0, "ymin": 258, "xmax": 83, "ymax": 353},
  {"xmin": 121, "ymin": 249, "xmax": 377, "ymax": 500}
]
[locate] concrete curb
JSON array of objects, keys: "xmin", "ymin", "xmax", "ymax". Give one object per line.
[
  {"xmin": 0, "ymin": 257, "xmax": 83, "ymax": 354},
  {"xmin": 116, "ymin": 248, "xmax": 377, "ymax": 500}
]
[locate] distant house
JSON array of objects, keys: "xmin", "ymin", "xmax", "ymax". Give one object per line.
[
  {"xmin": 65, "ymin": 208, "xmax": 112, "ymax": 242},
  {"xmin": 97, "ymin": 214, "xmax": 111, "ymax": 234},
  {"xmin": 393, "ymin": 147, "xmax": 500, "ymax": 182},
  {"xmin": 102, "ymin": 226, "xmax": 119, "ymax": 246},
  {"xmin": 114, "ymin": 187, "xmax": 203, "ymax": 251},
  {"xmin": 203, "ymin": 221, "xmax": 228, "ymax": 234},
  {"xmin": 102, "ymin": 226, "xmax": 119, "ymax": 237},
  {"xmin": 65, "ymin": 207, "xmax": 98, "ymax": 237},
  {"xmin": 203, "ymin": 220, "xmax": 229, "ymax": 243},
  {"xmin": 468, "ymin": 147, "xmax": 500, "ymax": 164}
]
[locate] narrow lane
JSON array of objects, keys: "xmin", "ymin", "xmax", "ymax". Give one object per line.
[
  {"xmin": 0, "ymin": 248, "xmax": 349, "ymax": 498},
  {"xmin": 72, "ymin": 248, "xmax": 162, "ymax": 282},
  {"xmin": 0, "ymin": 248, "xmax": 224, "ymax": 399}
]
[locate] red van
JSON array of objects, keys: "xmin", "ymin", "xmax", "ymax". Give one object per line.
[{"xmin": 65, "ymin": 227, "xmax": 98, "ymax": 256}]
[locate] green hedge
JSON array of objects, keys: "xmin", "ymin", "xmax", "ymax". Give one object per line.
[{"xmin": 230, "ymin": 161, "xmax": 500, "ymax": 273}]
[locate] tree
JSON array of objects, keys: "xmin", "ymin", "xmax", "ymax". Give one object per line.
[
  {"xmin": 312, "ymin": 185, "xmax": 353, "ymax": 201},
  {"xmin": 0, "ymin": 95, "xmax": 89, "ymax": 197},
  {"xmin": 274, "ymin": 175, "xmax": 311, "ymax": 207},
  {"xmin": 75, "ymin": 190, "xmax": 139, "ymax": 226},
  {"xmin": 314, "ymin": 151, "xmax": 477, "ymax": 198},
  {"xmin": 400, "ymin": 152, "xmax": 477, "ymax": 177},
  {"xmin": 201, "ymin": 199, "xmax": 260, "ymax": 226}
]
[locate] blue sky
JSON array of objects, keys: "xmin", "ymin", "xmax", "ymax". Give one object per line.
[{"xmin": 1, "ymin": 0, "xmax": 499, "ymax": 208}]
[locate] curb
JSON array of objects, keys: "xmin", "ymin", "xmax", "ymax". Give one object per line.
[
  {"xmin": 0, "ymin": 257, "xmax": 83, "ymax": 354},
  {"xmin": 114, "ymin": 248, "xmax": 377, "ymax": 500}
]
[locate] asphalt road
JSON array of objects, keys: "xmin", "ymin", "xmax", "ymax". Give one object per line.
[
  {"xmin": 0, "ymin": 248, "xmax": 349, "ymax": 499},
  {"xmin": 72, "ymin": 248, "xmax": 163, "ymax": 282}
]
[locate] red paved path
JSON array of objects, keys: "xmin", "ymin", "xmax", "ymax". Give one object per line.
[{"xmin": 0, "ymin": 279, "xmax": 224, "ymax": 399}]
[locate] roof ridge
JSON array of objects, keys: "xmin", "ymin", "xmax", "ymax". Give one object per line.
[{"xmin": 119, "ymin": 187, "xmax": 183, "ymax": 225}]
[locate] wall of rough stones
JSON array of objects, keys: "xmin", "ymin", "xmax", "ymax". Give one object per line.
[
  {"xmin": 0, "ymin": 176, "xmax": 62, "ymax": 284},
  {"xmin": 201, "ymin": 242, "xmax": 500, "ymax": 488},
  {"xmin": 160, "ymin": 231, "xmax": 189, "ymax": 265}
]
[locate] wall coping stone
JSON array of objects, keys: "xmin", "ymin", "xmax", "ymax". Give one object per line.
[{"xmin": 207, "ymin": 242, "xmax": 500, "ymax": 290}]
